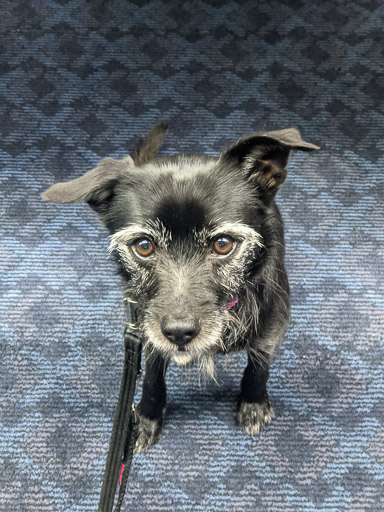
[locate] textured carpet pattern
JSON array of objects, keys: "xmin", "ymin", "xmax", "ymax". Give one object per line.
[{"xmin": 1, "ymin": 1, "xmax": 384, "ymax": 511}]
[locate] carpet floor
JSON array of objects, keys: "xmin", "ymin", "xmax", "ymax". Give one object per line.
[{"xmin": 1, "ymin": 1, "xmax": 383, "ymax": 511}]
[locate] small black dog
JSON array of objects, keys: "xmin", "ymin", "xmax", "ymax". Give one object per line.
[{"xmin": 42, "ymin": 123, "xmax": 318, "ymax": 452}]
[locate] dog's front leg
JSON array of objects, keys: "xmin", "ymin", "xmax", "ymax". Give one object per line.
[
  {"xmin": 237, "ymin": 352, "xmax": 273, "ymax": 436},
  {"xmin": 135, "ymin": 352, "xmax": 168, "ymax": 453}
]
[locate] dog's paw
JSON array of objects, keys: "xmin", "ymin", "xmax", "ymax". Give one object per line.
[
  {"xmin": 134, "ymin": 413, "xmax": 163, "ymax": 453},
  {"xmin": 236, "ymin": 399, "xmax": 274, "ymax": 436}
]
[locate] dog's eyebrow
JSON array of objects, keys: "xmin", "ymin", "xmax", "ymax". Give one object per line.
[
  {"xmin": 209, "ymin": 222, "xmax": 264, "ymax": 247},
  {"xmin": 109, "ymin": 224, "xmax": 153, "ymax": 249},
  {"xmin": 108, "ymin": 220, "xmax": 172, "ymax": 253}
]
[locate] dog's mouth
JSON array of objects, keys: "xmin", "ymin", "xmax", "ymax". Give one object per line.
[{"xmin": 140, "ymin": 297, "xmax": 239, "ymax": 373}]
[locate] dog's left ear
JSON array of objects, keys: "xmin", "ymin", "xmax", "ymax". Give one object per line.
[{"xmin": 220, "ymin": 128, "xmax": 319, "ymax": 202}]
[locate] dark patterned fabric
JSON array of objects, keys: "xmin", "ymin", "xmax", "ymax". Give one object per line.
[{"xmin": 1, "ymin": 1, "xmax": 384, "ymax": 510}]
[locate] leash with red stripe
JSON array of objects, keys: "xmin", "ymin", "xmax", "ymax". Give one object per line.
[
  {"xmin": 98, "ymin": 298, "xmax": 142, "ymax": 512},
  {"xmin": 98, "ymin": 296, "xmax": 239, "ymax": 511}
]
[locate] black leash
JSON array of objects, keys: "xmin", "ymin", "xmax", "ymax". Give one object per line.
[{"xmin": 98, "ymin": 298, "xmax": 142, "ymax": 512}]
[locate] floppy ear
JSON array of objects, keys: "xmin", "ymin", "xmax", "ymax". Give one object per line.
[
  {"xmin": 220, "ymin": 128, "xmax": 319, "ymax": 202},
  {"xmin": 41, "ymin": 155, "xmax": 134, "ymax": 212}
]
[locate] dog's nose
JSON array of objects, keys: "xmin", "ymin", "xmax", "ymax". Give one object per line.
[{"xmin": 161, "ymin": 316, "xmax": 201, "ymax": 346}]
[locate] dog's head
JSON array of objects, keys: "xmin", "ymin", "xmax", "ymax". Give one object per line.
[{"xmin": 42, "ymin": 123, "xmax": 318, "ymax": 370}]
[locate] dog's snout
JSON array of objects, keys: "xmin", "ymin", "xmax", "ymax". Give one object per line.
[{"xmin": 161, "ymin": 316, "xmax": 200, "ymax": 346}]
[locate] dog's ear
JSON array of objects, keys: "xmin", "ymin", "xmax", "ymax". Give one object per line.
[
  {"xmin": 221, "ymin": 128, "xmax": 319, "ymax": 202},
  {"xmin": 42, "ymin": 121, "xmax": 168, "ymax": 213},
  {"xmin": 41, "ymin": 155, "xmax": 134, "ymax": 212}
]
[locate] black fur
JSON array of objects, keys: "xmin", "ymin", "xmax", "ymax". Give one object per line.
[{"xmin": 42, "ymin": 123, "xmax": 319, "ymax": 451}]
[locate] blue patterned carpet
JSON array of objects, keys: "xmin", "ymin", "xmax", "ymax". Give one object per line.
[{"xmin": 1, "ymin": 1, "xmax": 384, "ymax": 511}]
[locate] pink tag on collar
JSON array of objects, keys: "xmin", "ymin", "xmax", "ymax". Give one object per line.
[{"xmin": 227, "ymin": 297, "xmax": 239, "ymax": 309}]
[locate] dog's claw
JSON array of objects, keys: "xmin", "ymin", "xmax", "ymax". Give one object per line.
[
  {"xmin": 236, "ymin": 399, "xmax": 274, "ymax": 436},
  {"xmin": 134, "ymin": 413, "xmax": 163, "ymax": 453}
]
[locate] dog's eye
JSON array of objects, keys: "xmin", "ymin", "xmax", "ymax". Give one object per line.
[
  {"xmin": 133, "ymin": 238, "xmax": 155, "ymax": 258},
  {"xmin": 212, "ymin": 236, "xmax": 235, "ymax": 256}
]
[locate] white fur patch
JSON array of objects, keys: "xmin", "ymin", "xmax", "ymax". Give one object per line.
[{"xmin": 172, "ymin": 352, "xmax": 193, "ymax": 365}]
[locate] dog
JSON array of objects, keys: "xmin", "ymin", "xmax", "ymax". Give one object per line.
[{"xmin": 42, "ymin": 122, "xmax": 318, "ymax": 452}]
